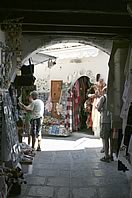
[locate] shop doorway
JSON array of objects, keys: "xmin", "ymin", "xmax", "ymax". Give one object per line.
[{"xmin": 72, "ymin": 76, "xmax": 91, "ymax": 132}]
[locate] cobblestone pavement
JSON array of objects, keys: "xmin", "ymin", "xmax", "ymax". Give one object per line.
[{"xmin": 15, "ymin": 133, "xmax": 130, "ymax": 198}]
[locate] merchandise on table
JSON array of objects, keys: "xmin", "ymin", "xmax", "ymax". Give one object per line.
[{"xmin": 43, "ymin": 116, "xmax": 70, "ymax": 136}]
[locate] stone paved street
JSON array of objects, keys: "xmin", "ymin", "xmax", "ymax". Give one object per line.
[{"xmin": 15, "ymin": 132, "xmax": 130, "ymax": 198}]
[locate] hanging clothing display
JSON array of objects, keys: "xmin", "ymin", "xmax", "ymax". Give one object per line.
[
  {"xmin": 92, "ymin": 97, "xmax": 101, "ymax": 137},
  {"xmin": 2, "ymin": 90, "xmax": 20, "ymax": 164},
  {"xmin": 86, "ymin": 77, "xmax": 106, "ymax": 137},
  {"xmin": 84, "ymin": 98, "xmax": 93, "ymax": 129},
  {"xmin": 78, "ymin": 76, "xmax": 91, "ymax": 130},
  {"xmin": 45, "ymin": 94, "xmax": 52, "ymax": 113},
  {"xmin": 118, "ymin": 104, "xmax": 132, "ymax": 171},
  {"xmin": 85, "ymin": 86, "xmax": 95, "ymax": 129},
  {"xmin": 72, "ymin": 80, "xmax": 80, "ymax": 131},
  {"xmin": 65, "ymin": 90, "xmax": 73, "ymax": 132},
  {"xmin": 120, "ymin": 47, "xmax": 132, "ymax": 134},
  {"xmin": 118, "ymin": 45, "xmax": 132, "ymax": 171}
]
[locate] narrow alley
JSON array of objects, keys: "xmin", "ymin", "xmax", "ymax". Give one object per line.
[
  {"xmin": 0, "ymin": 1, "xmax": 132, "ymax": 198},
  {"xmin": 17, "ymin": 133, "xmax": 129, "ymax": 198}
]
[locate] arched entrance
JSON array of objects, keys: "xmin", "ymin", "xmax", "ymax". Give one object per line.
[
  {"xmin": 17, "ymin": 41, "xmax": 109, "ymax": 137},
  {"xmin": 0, "ymin": 5, "xmax": 131, "ymax": 196},
  {"xmin": 21, "ymin": 36, "xmax": 112, "ymax": 67}
]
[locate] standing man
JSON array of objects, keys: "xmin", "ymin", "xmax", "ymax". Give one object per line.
[
  {"xmin": 19, "ymin": 91, "xmax": 44, "ymax": 151},
  {"xmin": 96, "ymin": 86, "xmax": 112, "ymax": 162},
  {"xmin": 24, "ymin": 95, "xmax": 33, "ymax": 145}
]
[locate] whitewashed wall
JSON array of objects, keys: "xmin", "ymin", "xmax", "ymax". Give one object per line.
[{"xmin": 34, "ymin": 49, "xmax": 109, "ymax": 91}]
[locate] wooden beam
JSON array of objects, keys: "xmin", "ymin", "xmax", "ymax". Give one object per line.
[{"xmin": 0, "ymin": 8, "xmax": 128, "ymax": 16}]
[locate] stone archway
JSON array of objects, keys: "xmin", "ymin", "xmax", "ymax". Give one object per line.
[{"xmin": 21, "ymin": 35, "xmax": 113, "ymax": 65}]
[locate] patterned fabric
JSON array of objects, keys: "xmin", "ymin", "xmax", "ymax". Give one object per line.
[
  {"xmin": 120, "ymin": 51, "xmax": 132, "ymax": 134},
  {"xmin": 92, "ymin": 97, "xmax": 101, "ymax": 137},
  {"xmin": 45, "ymin": 94, "xmax": 52, "ymax": 112},
  {"xmin": 73, "ymin": 80, "xmax": 80, "ymax": 131},
  {"xmin": 65, "ymin": 93, "xmax": 73, "ymax": 132}
]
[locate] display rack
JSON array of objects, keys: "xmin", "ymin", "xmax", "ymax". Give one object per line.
[
  {"xmin": 0, "ymin": 89, "xmax": 23, "ymax": 197},
  {"xmin": 2, "ymin": 90, "xmax": 20, "ymax": 165},
  {"xmin": 0, "ymin": 91, "xmax": 3, "ymax": 163},
  {"xmin": 0, "ymin": 89, "xmax": 21, "ymax": 168}
]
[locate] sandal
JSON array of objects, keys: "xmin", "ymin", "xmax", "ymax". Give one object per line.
[
  {"xmin": 100, "ymin": 157, "xmax": 110, "ymax": 163},
  {"xmin": 36, "ymin": 146, "xmax": 41, "ymax": 151},
  {"xmin": 100, "ymin": 148, "xmax": 104, "ymax": 153},
  {"xmin": 109, "ymin": 156, "xmax": 114, "ymax": 161}
]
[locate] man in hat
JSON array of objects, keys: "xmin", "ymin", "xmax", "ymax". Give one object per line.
[{"xmin": 19, "ymin": 91, "xmax": 44, "ymax": 151}]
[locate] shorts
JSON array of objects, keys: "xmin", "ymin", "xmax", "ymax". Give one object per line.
[
  {"xmin": 30, "ymin": 117, "xmax": 42, "ymax": 138},
  {"xmin": 100, "ymin": 123, "xmax": 111, "ymax": 139}
]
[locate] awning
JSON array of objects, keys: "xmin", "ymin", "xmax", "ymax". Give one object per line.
[{"xmin": 24, "ymin": 53, "xmax": 57, "ymax": 65}]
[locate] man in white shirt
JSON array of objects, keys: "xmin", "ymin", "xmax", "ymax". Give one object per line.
[{"xmin": 19, "ymin": 91, "xmax": 44, "ymax": 151}]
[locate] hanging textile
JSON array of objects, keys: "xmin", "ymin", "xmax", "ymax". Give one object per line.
[
  {"xmin": 92, "ymin": 97, "xmax": 100, "ymax": 137},
  {"xmin": 85, "ymin": 98, "xmax": 93, "ymax": 129},
  {"xmin": 72, "ymin": 80, "xmax": 80, "ymax": 131},
  {"xmin": 45, "ymin": 94, "xmax": 52, "ymax": 112},
  {"xmin": 79, "ymin": 76, "xmax": 90, "ymax": 129},
  {"xmin": 118, "ymin": 104, "xmax": 132, "ymax": 171},
  {"xmin": 65, "ymin": 90, "xmax": 73, "ymax": 132},
  {"xmin": 113, "ymin": 43, "xmax": 132, "ymax": 173},
  {"xmin": 118, "ymin": 45, "xmax": 132, "ymax": 170},
  {"xmin": 120, "ymin": 47, "xmax": 132, "ymax": 134}
]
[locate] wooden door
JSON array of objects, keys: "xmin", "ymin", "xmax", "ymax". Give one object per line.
[
  {"xmin": 51, "ymin": 80, "xmax": 62, "ymax": 102},
  {"xmin": 51, "ymin": 80, "xmax": 62, "ymax": 118}
]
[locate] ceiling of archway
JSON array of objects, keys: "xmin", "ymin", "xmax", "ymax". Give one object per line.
[
  {"xmin": 23, "ymin": 43, "xmax": 100, "ymax": 65},
  {"xmin": 0, "ymin": 0, "xmax": 132, "ymax": 38},
  {"xmin": 40, "ymin": 43, "xmax": 99, "ymax": 59}
]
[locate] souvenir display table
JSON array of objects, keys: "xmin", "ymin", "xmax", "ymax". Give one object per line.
[{"xmin": 43, "ymin": 116, "xmax": 70, "ymax": 137}]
